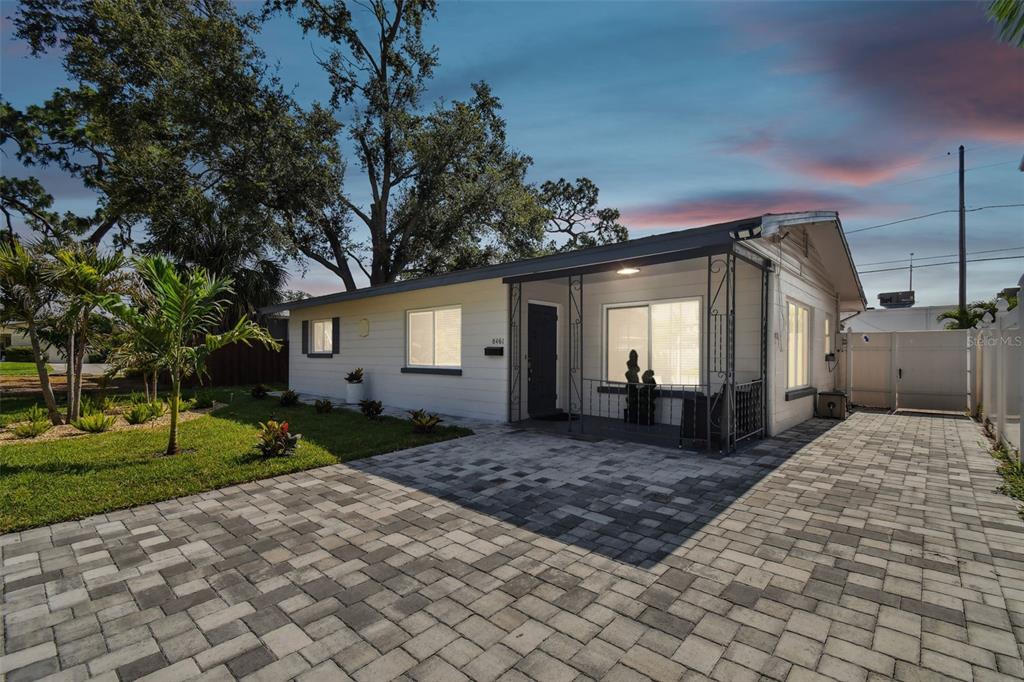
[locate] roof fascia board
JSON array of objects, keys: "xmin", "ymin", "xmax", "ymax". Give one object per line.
[{"xmin": 502, "ymin": 243, "xmax": 733, "ymax": 284}]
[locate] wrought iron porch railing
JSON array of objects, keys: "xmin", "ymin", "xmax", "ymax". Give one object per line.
[
  {"xmin": 733, "ymin": 378, "xmax": 765, "ymax": 443},
  {"xmin": 573, "ymin": 378, "xmax": 724, "ymax": 449}
]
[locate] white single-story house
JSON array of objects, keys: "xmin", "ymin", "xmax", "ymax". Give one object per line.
[
  {"xmin": 0, "ymin": 323, "xmax": 56, "ymax": 361},
  {"xmin": 263, "ymin": 211, "xmax": 866, "ymax": 451}
]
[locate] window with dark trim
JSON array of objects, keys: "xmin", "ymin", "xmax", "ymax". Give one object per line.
[{"xmin": 301, "ymin": 317, "xmax": 339, "ymax": 358}]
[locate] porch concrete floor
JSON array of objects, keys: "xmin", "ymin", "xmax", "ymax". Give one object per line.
[{"xmin": 2, "ymin": 412, "xmax": 1022, "ymax": 682}]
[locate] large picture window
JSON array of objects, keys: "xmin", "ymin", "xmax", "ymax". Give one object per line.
[
  {"xmin": 787, "ymin": 301, "xmax": 810, "ymax": 389},
  {"xmin": 407, "ymin": 306, "xmax": 461, "ymax": 368},
  {"xmin": 605, "ymin": 299, "xmax": 701, "ymax": 385},
  {"xmin": 311, "ymin": 319, "xmax": 333, "ymax": 354}
]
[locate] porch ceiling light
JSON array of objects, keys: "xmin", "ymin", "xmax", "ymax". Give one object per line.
[{"xmin": 617, "ymin": 266, "xmax": 640, "ymax": 275}]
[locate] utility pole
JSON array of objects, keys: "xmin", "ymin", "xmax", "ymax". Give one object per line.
[
  {"xmin": 908, "ymin": 252, "xmax": 914, "ymax": 290},
  {"xmin": 958, "ymin": 144, "xmax": 966, "ymax": 313}
]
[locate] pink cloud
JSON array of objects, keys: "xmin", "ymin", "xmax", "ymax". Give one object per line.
[
  {"xmin": 715, "ymin": 129, "xmax": 928, "ymax": 187},
  {"xmin": 731, "ymin": 4, "xmax": 1024, "ymax": 144},
  {"xmin": 621, "ymin": 190, "xmax": 872, "ymax": 230},
  {"xmin": 783, "ymin": 153, "xmax": 927, "ymax": 187}
]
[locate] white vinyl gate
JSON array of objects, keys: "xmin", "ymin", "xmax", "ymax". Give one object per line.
[{"xmin": 842, "ymin": 330, "xmax": 971, "ymax": 413}]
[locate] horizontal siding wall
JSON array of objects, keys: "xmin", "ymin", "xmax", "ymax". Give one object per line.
[
  {"xmin": 288, "ymin": 278, "xmax": 508, "ymax": 421},
  {"xmin": 748, "ymin": 231, "xmax": 840, "ymax": 435},
  {"xmin": 516, "ymin": 258, "xmax": 763, "ymax": 424}
]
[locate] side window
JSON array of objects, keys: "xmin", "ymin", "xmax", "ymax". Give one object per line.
[
  {"xmin": 302, "ymin": 317, "xmax": 339, "ymax": 357},
  {"xmin": 311, "ymin": 319, "xmax": 333, "ymax": 354},
  {"xmin": 787, "ymin": 301, "xmax": 810, "ymax": 389}
]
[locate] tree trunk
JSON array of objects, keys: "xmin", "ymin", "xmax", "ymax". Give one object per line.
[
  {"xmin": 151, "ymin": 369, "xmax": 158, "ymax": 401},
  {"xmin": 73, "ymin": 341, "xmax": 86, "ymax": 420},
  {"xmin": 66, "ymin": 330, "xmax": 77, "ymax": 422},
  {"xmin": 142, "ymin": 372, "xmax": 151, "ymax": 402},
  {"xmin": 27, "ymin": 321, "xmax": 62, "ymax": 425},
  {"xmin": 166, "ymin": 373, "xmax": 180, "ymax": 456}
]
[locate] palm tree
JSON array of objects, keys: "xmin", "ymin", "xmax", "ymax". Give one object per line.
[
  {"xmin": 48, "ymin": 245, "xmax": 128, "ymax": 421},
  {"xmin": 105, "ymin": 284, "xmax": 164, "ymax": 401},
  {"xmin": 102, "ymin": 256, "xmax": 279, "ymax": 455},
  {"xmin": 989, "ymin": 0, "xmax": 1024, "ymax": 47},
  {"xmin": 936, "ymin": 307, "xmax": 984, "ymax": 330},
  {"xmin": 0, "ymin": 241, "xmax": 63, "ymax": 424}
]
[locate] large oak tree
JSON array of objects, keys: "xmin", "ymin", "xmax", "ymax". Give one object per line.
[
  {"xmin": 266, "ymin": 0, "xmax": 627, "ymax": 289},
  {"xmin": 2, "ymin": 0, "xmax": 340, "ymax": 313}
]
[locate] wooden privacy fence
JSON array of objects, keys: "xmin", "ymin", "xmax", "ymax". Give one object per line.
[{"xmin": 180, "ymin": 341, "xmax": 288, "ymax": 387}]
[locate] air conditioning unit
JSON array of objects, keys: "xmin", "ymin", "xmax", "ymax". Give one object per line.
[{"xmin": 817, "ymin": 391, "xmax": 848, "ymax": 420}]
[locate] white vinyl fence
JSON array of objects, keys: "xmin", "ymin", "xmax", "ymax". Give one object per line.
[
  {"xmin": 840, "ymin": 329, "xmax": 972, "ymax": 413},
  {"xmin": 974, "ymin": 292, "xmax": 1022, "ymax": 456}
]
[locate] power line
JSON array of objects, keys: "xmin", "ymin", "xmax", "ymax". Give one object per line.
[
  {"xmin": 886, "ymin": 160, "xmax": 1017, "ymax": 187},
  {"xmin": 858, "ymin": 255, "xmax": 1024, "ymax": 275},
  {"xmin": 846, "ymin": 204, "xmax": 1024, "ymax": 235},
  {"xmin": 858, "ymin": 246, "xmax": 1024, "ymax": 267}
]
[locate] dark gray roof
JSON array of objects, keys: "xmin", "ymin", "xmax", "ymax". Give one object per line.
[{"xmin": 261, "ymin": 216, "xmax": 760, "ymax": 313}]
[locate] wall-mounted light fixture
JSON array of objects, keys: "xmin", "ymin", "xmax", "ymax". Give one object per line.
[{"xmin": 616, "ymin": 266, "xmax": 640, "ymax": 275}]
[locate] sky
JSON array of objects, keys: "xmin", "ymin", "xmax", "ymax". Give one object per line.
[{"xmin": 2, "ymin": 0, "xmax": 1022, "ymax": 306}]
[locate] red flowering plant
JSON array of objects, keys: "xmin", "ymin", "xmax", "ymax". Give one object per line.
[{"xmin": 257, "ymin": 419, "xmax": 301, "ymax": 456}]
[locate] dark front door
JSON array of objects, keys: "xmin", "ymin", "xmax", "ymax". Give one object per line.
[{"xmin": 528, "ymin": 303, "xmax": 558, "ymax": 417}]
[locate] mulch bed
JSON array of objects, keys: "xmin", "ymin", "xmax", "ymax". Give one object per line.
[{"xmin": 0, "ymin": 404, "xmax": 222, "ymax": 445}]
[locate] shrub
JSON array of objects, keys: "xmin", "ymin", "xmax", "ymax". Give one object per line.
[
  {"xmin": 72, "ymin": 413, "xmax": 116, "ymax": 433},
  {"xmin": 128, "ymin": 392, "xmax": 148, "ymax": 405},
  {"xmin": 25, "ymin": 405, "xmax": 47, "ymax": 422},
  {"xmin": 408, "ymin": 409, "xmax": 443, "ymax": 433},
  {"xmin": 360, "ymin": 399, "xmax": 383, "ymax": 419},
  {"xmin": 148, "ymin": 400, "xmax": 167, "ymax": 417},
  {"xmin": 125, "ymin": 402, "xmax": 165, "ymax": 424},
  {"xmin": 125, "ymin": 404, "xmax": 153, "ymax": 425},
  {"xmin": 13, "ymin": 420, "xmax": 51, "ymax": 439},
  {"xmin": 98, "ymin": 395, "xmax": 118, "ymax": 413},
  {"xmin": 315, "ymin": 399, "xmax": 333, "ymax": 414},
  {"xmin": 166, "ymin": 396, "xmax": 194, "ymax": 412},
  {"xmin": 345, "ymin": 368, "xmax": 364, "ymax": 384},
  {"xmin": 3, "ymin": 346, "xmax": 34, "ymax": 362},
  {"xmin": 257, "ymin": 420, "xmax": 301, "ymax": 456},
  {"xmin": 279, "ymin": 389, "xmax": 300, "ymax": 407},
  {"xmin": 251, "ymin": 384, "xmax": 269, "ymax": 399},
  {"xmin": 192, "ymin": 393, "xmax": 214, "ymax": 409}
]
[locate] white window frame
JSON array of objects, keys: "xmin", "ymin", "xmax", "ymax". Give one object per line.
[
  {"xmin": 406, "ymin": 305, "xmax": 462, "ymax": 368},
  {"xmin": 311, "ymin": 318, "xmax": 334, "ymax": 354},
  {"xmin": 824, "ymin": 314, "xmax": 832, "ymax": 356},
  {"xmin": 602, "ymin": 297, "xmax": 703, "ymax": 386},
  {"xmin": 787, "ymin": 300, "xmax": 811, "ymax": 390}
]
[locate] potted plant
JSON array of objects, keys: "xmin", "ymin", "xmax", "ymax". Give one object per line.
[{"xmin": 345, "ymin": 368, "xmax": 365, "ymax": 404}]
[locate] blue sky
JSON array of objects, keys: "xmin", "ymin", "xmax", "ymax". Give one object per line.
[{"xmin": 2, "ymin": 0, "xmax": 1022, "ymax": 305}]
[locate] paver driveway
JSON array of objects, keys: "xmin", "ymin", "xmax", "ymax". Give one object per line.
[{"xmin": 2, "ymin": 412, "xmax": 1022, "ymax": 682}]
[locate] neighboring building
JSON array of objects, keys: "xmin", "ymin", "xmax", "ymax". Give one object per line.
[
  {"xmin": 844, "ymin": 305, "xmax": 959, "ymax": 333},
  {"xmin": 0, "ymin": 323, "xmax": 56, "ymax": 361},
  {"xmin": 263, "ymin": 211, "xmax": 865, "ymax": 451}
]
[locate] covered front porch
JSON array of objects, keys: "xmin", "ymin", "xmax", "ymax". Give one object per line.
[{"xmin": 506, "ymin": 241, "xmax": 770, "ymax": 453}]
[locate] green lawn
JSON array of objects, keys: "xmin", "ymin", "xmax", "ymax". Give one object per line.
[
  {"xmin": 0, "ymin": 389, "xmax": 471, "ymax": 533},
  {"xmin": 0, "ymin": 361, "xmax": 51, "ymax": 377}
]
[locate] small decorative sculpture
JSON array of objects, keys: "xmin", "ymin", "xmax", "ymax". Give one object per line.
[
  {"xmin": 624, "ymin": 349, "xmax": 640, "ymax": 384},
  {"xmin": 638, "ymin": 370, "xmax": 657, "ymax": 425},
  {"xmin": 623, "ymin": 351, "xmax": 657, "ymax": 425}
]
